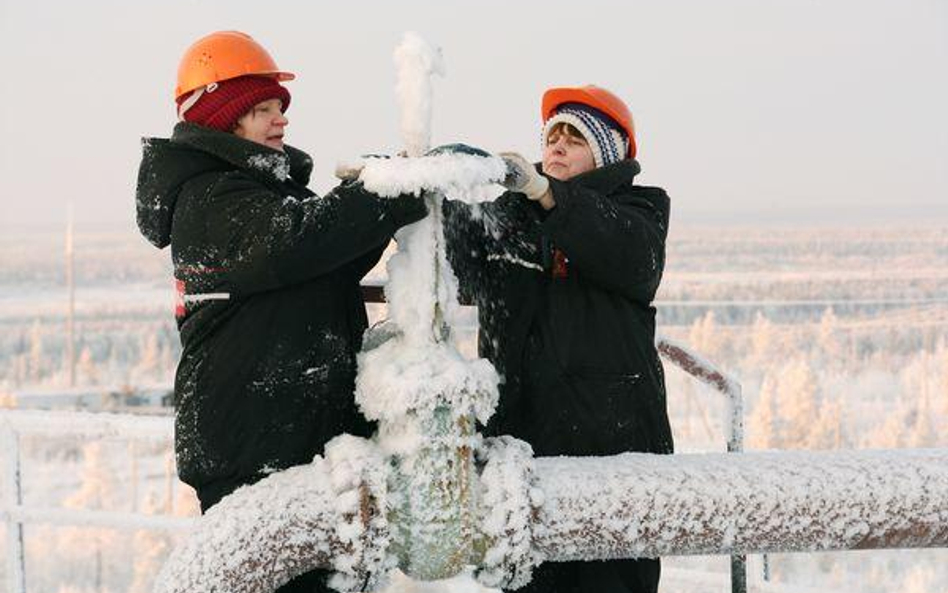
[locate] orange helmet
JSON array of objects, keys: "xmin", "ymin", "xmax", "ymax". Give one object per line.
[
  {"xmin": 175, "ymin": 31, "xmax": 295, "ymax": 100},
  {"xmin": 541, "ymin": 85, "xmax": 636, "ymax": 158}
]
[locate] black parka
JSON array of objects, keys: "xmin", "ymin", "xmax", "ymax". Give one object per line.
[
  {"xmin": 136, "ymin": 123, "xmax": 426, "ymax": 509},
  {"xmin": 445, "ymin": 159, "xmax": 673, "ymax": 593}
]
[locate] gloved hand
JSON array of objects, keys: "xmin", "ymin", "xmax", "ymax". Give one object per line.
[
  {"xmin": 500, "ymin": 152, "xmax": 550, "ymax": 202},
  {"xmin": 334, "ymin": 160, "xmax": 364, "ymax": 181}
]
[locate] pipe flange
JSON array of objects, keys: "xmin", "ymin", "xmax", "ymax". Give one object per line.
[
  {"xmin": 325, "ymin": 434, "xmax": 393, "ymax": 592},
  {"xmin": 476, "ymin": 436, "xmax": 544, "ymax": 589}
]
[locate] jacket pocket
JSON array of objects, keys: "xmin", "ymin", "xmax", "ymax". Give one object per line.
[{"xmin": 564, "ymin": 367, "xmax": 663, "ymax": 455}]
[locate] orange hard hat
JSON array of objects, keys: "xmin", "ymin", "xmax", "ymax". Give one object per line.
[
  {"xmin": 175, "ymin": 31, "xmax": 295, "ymax": 100},
  {"xmin": 542, "ymin": 85, "xmax": 636, "ymax": 158}
]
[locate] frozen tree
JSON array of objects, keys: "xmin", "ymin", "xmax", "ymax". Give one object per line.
[
  {"xmin": 129, "ymin": 493, "xmax": 173, "ymax": 593},
  {"xmin": 748, "ymin": 372, "xmax": 782, "ymax": 449},
  {"xmin": 900, "ymin": 565, "xmax": 947, "ymax": 593},
  {"xmin": 865, "ymin": 410, "xmax": 906, "ymax": 449},
  {"xmin": 934, "ymin": 338, "xmax": 948, "ymax": 423},
  {"xmin": 687, "ymin": 311, "xmax": 725, "ymax": 362},
  {"xmin": 748, "ymin": 311, "xmax": 777, "ymax": 371},
  {"xmin": 160, "ymin": 336, "xmax": 176, "ymax": 380},
  {"xmin": 806, "ymin": 398, "xmax": 844, "ymax": 450},
  {"xmin": 898, "ymin": 350, "xmax": 943, "ymax": 448},
  {"xmin": 777, "ymin": 359, "xmax": 821, "ymax": 448},
  {"xmin": 78, "ymin": 345, "xmax": 100, "ymax": 386},
  {"xmin": 9, "ymin": 351, "xmax": 28, "ymax": 387},
  {"xmin": 133, "ymin": 334, "xmax": 161, "ymax": 383},
  {"xmin": 173, "ymin": 482, "xmax": 201, "ymax": 518},
  {"xmin": 816, "ymin": 307, "xmax": 844, "ymax": 367},
  {"xmin": 59, "ymin": 441, "xmax": 124, "ymax": 592},
  {"xmin": 28, "ymin": 319, "xmax": 45, "ymax": 384},
  {"xmin": 0, "ymin": 390, "xmax": 16, "ymax": 408}
]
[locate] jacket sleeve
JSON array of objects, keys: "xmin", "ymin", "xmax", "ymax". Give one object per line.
[
  {"xmin": 443, "ymin": 200, "xmax": 489, "ymax": 306},
  {"xmin": 541, "ymin": 179, "xmax": 670, "ymax": 305},
  {"xmin": 205, "ymin": 172, "xmax": 427, "ymax": 296}
]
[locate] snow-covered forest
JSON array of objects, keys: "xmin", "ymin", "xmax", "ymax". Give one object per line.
[{"xmin": 1, "ymin": 223, "xmax": 946, "ymax": 592}]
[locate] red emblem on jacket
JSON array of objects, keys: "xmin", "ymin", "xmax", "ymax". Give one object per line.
[
  {"xmin": 174, "ymin": 279, "xmax": 186, "ymax": 319},
  {"xmin": 552, "ymin": 248, "xmax": 569, "ymax": 279}
]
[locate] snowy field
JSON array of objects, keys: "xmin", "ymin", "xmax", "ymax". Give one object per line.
[{"xmin": 1, "ymin": 223, "xmax": 947, "ymax": 592}]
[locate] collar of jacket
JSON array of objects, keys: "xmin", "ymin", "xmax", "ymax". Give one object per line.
[
  {"xmin": 564, "ymin": 158, "xmax": 641, "ymax": 194},
  {"xmin": 534, "ymin": 158, "xmax": 641, "ymax": 194},
  {"xmin": 171, "ymin": 122, "xmax": 314, "ymax": 186}
]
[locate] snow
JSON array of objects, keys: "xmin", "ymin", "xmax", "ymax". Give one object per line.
[
  {"xmin": 475, "ymin": 436, "xmax": 543, "ymax": 589},
  {"xmin": 247, "ymin": 153, "xmax": 289, "ymax": 181},
  {"xmin": 531, "ymin": 448, "xmax": 948, "ymax": 561},
  {"xmin": 393, "ymin": 32, "xmax": 445, "ymax": 158},
  {"xmin": 358, "ymin": 153, "xmax": 506, "ymax": 204},
  {"xmin": 356, "ymin": 339, "xmax": 498, "ymax": 456},
  {"xmin": 324, "ymin": 434, "xmax": 392, "ymax": 592},
  {"xmin": 153, "ymin": 456, "xmax": 343, "ymax": 593}
]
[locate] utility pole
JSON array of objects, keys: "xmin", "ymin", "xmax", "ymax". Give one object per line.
[{"xmin": 65, "ymin": 202, "xmax": 76, "ymax": 388}]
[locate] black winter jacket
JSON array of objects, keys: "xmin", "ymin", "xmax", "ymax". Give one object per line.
[
  {"xmin": 445, "ymin": 159, "xmax": 673, "ymax": 457},
  {"xmin": 445, "ymin": 159, "xmax": 672, "ymax": 593},
  {"xmin": 136, "ymin": 123, "xmax": 426, "ymax": 507}
]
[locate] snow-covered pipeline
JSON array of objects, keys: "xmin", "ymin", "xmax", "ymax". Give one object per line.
[{"xmin": 149, "ymin": 445, "xmax": 948, "ymax": 592}]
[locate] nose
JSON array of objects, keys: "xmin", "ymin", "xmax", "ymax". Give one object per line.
[
  {"xmin": 275, "ymin": 112, "xmax": 289, "ymax": 127},
  {"xmin": 551, "ymin": 137, "xmax": 567, "ymax": 155}
]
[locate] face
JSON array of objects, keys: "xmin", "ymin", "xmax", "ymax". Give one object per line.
[
  {"xmin": 542, "ymin": 124, "xmax": 596, "ymax": 181},
  {"xmin": 234, "ymin": 98, "xmax": 288, "ymax": 151}
]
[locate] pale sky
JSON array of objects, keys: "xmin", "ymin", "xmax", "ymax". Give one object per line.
[{"xmin": 1, "ymin": 0, "xmax": 946, "ymax": 231}]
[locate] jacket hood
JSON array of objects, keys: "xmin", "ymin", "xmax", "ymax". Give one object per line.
[{"xmin": 135, "ymin": 122, "xmax": 313, "ymax": 248}]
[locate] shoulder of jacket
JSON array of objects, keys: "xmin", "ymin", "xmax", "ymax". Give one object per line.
[{"xmin": 628, "ymin": 185, "xmax": 669, "ymax": 201}]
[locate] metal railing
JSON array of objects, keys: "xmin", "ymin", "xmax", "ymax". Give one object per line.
[{"xmin": 0, "ymin": 410, "xmax": 193, "ymax": 593}]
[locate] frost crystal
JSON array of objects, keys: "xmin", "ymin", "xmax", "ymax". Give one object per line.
[{"xmin": 248, "ymin": 153, "xmax": 290, "ymax": 181}]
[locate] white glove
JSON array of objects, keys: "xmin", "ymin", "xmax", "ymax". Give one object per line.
[
  {"xmin": 334, "ymin": 159, "xmax": 365, "ymax": 181},
  {"xmin": 500, "ymin": 152, "xmax": 550, "ymax": 202}
]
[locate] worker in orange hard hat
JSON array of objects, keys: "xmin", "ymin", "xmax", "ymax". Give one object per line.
[
  {"xmin": 444, "ymin": 85, "xmax": 672, "ymax": 593},
  {"xmin": 173, "ymin": 30, "xmax": 295, "ymax": 146},
  {"xmin": 136, "ymin": 31, "xmax": 427, "ymax": 593}
]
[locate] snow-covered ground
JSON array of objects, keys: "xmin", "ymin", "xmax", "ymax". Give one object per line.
[{"xmin": 1, "ymin": 224, "xmax": 947, "ymax": 592}]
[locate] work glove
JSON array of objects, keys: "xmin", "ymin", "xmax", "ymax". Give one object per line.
[{"xmin": 500, "ymin": 152, "xmax": 550, "ymax": 202}]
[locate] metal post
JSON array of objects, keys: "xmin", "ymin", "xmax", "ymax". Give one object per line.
[
  {"xmin": 2, "ymin": 424, "xmax": 26, "ymax": 593},
  {"xmin": 656, "ymin": 336, "xmax": 748, "ymax": 593},
  {"xmin": 65, "ymin": 203, "xmax": 76, "ymax": 388},
  {"xmin": 727, "ymin": 382, "xmax": 746, "ymax": 593}
]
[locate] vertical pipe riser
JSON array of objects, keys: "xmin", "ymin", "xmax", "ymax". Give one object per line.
[{"xmin": 398, "ymin": 406, "xmax": 477, "ymax": 580}]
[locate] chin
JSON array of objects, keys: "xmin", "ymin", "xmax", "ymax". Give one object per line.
[{"xmin": 545, "ymin": 169, "xmax": 569, "ymax": 182}]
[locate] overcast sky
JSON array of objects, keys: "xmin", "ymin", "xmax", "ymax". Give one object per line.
[{"xmin": 1, "ymin": 0, "xmax": 945, "ymax": 232}]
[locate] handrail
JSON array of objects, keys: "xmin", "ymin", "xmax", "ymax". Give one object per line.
[{"xmin": 0, "ymin": 410, "xmax": 189, "ymax": 593}]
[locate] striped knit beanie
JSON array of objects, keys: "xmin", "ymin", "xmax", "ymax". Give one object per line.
[{"xmin": 543, "ymin": 102, "xmax": 629, "ymax": 168}]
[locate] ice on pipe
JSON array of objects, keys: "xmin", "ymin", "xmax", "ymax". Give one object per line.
[
  {"xmin": 358, "ymin": 153, "xmax": 507, "ymax": 204},
  {"xmin": 394, "ymin": 32, "xmax": 445, "ymax": 158}
]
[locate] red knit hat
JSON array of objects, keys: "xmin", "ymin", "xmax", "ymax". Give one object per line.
[{"xmin": 176, "ymin": 75, "xmax": 291, "ymax": 132}]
